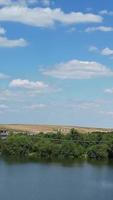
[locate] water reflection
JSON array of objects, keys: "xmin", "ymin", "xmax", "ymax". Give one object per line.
[{"xmin": 0, "ymin": 158, "xmax": 113, "ymax": 200}]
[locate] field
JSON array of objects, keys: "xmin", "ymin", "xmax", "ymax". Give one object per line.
[{"xmin": 0, "ymin": 124, "xmax": 113, "ymax": 134}]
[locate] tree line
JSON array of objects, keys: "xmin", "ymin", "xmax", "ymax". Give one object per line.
[{"xmin": 1, "ymin": 129, "xmax": 113, "ymax": 160}]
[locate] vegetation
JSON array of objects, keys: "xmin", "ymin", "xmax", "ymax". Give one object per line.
[{"xmin": 1, "ymin": 129, "xmax": 113, "ymax": 161}]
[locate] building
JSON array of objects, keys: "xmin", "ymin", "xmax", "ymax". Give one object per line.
[{"xmin": 0, "ymin": 130, "xmax": 9, "ymax": 139}]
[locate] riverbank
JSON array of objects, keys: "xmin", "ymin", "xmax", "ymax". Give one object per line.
[{"xmin": 1, "ymin": 129, "xmax": 113, "ymax": 161}]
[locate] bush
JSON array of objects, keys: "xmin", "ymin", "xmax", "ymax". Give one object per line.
[
  {"xmin": 0, "ymin": 130, "xmax": 113, "ymax": 161},
  {"xmin": 2, "ymin": 135, "xmax": 33, "ymax": 157},
  {"xmin": 87, "ymin": 144, "xmax": 109, "ymax": 160}
]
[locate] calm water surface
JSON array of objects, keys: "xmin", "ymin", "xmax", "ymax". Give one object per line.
[{"xmin": 0, "ymin": 159, "xmax": 113, "ymax": 200}]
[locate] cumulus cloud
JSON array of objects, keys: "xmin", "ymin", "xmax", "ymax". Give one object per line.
[
  {"xmin": 10, "ymin": 79, "xmax": 49, "ymax": 90},
  {"xmin": 89, "ymin": 46, "xmax": 113, "ymax": 57},
  {"xmin": 101, "ymin": 48, "xmax": 113, "ymax": 56},
  {"xmin": 85, "ymin": 26, "xmax": 113, "ymax": 32},
  {"xmin": 43, "ymin": 59, "xmax": 113, "ymax": 79},
  {"xmin": 0, "ymin": 37, "xmax": 27, "ymax": 47},
  {"xmin": 0, "ymin": 25, "xmax": 27, "ymax": 48},
  {"xmin": 0, "ymin": 6, "xmax": 102, "ymax": 27}
]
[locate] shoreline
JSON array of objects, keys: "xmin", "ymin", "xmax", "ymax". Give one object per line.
[{"xmin": 1, "ymin": 129, "xmax": 113, "ymax": 161}]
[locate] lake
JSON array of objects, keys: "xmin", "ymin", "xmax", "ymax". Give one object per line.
[{"xmin": 0, "ymin": 159, "xmax": 113, "ymax": 200}]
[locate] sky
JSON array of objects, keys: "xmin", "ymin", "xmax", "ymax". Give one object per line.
[{"xmin": 0, "ymin": 0, "xmax": 113, "ymax": 127}]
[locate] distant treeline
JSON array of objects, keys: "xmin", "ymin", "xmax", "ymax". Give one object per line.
[{"xmin": 1, "ymin": 129, "xmax": 113, "ymax": 160}]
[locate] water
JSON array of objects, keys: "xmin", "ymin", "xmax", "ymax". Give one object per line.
[{"xmin": 0, "ymin": 159, "xmax": 113, "ymax": 200}]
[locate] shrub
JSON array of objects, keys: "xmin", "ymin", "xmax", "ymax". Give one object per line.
[{"xmin": 87, "ymin": 144, "xmax": 109, "ymax": 160}]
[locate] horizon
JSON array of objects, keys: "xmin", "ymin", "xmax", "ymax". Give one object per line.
[
  {"xmin": 0, "ymin": 0, "xmax": 113, "ymax": 127},
  {"xmin": 0, "ymin": 123, "xmax": 113, "ymax": 130}
]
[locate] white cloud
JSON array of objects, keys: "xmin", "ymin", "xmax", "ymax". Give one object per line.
[
  {"xmin": 0, "ymin": 6, "xmax": 102, "ymax": 27},
  {"xmin": 104, "ymin": 88, "xmax": 113, "ymax": 94},
  {"xmin": 0, "ymin": 0, "xmax": 35, "ymax": 6},
  {"xmin": 99, "ymin": 10, "xmax": 113, "ymax": 16},
  {"xmin": 0, "ymin": 0, "xmax": 52, "ymax": 6},
  {"xmin": 0, "ymin": 36, "xmax": 28, "ymax": 47},
  {"xmin": 0, "ymin": 26, "xmax": 6, "ymax": 34},
  {"xmin": 0, "ymin": 25, "xmax": 27, "ymax": 48},
  {"xmin": 43, "ymin": 59, "xmax": 113, "ymax": 79},
  {"xmin": 101, "ymin": 48, "xmax": 113, "ymax": 56},
  {"xmin": 99, "ymin": 10, "xmax": 109, "ymax": 15},
  {"xmin": 0, "ymin": 72, "xmax": 9, "ymax": 79},
  {"xmin": 25, "ymin": 103, "xmax": 46, "ymax": 110},
  {"xmin": 89, "ymin": 46, "xmax": 98, "ymax": 52},
  {"xmin": 10, "ymin": 79, "xmax": 48, "ymax": 90},
  {"xmin": 89, "ymin": 46, "xmax": 113, "ymax": 57},
  {"xmin": 27, "ymin": 0, "xmax": 52, "ymax": 6},
  {"xmin": 85, "ymin": 26, "xmax": 113, "ymax": 32}
]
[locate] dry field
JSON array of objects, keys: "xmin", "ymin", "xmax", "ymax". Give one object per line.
[{"xmin": 0, "ymin": 124, "xmax": 113, "ymax": 134}]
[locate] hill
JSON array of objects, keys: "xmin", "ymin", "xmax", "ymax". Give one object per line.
[{"xmin": 0, "ymin": 124, "xmax": 113, "ymax": 134}]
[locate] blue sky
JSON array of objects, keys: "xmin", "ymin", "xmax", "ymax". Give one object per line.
[{"xmin": 0, "ymin": 0, "xmax": 113, "ymax": 127}]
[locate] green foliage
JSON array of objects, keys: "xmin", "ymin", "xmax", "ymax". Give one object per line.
[
  {"xmin": 1, "ymin": 129, "xmax": 113, "ymax": 161},
  {"xmin": 2, "ymin": 135, "xmax": 33, "ymax": 157},
  {"xmin": 59, "ymin": 142, "xmax": 85, "ymax": 159},
  {"xmin": 87, "ymin": 144, "xmax": 109, "ymax": 160}
]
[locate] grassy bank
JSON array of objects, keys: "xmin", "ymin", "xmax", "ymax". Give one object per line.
[{"xmin": 1, "ymin": 129, "xmax": 113, "ymax": 160}]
